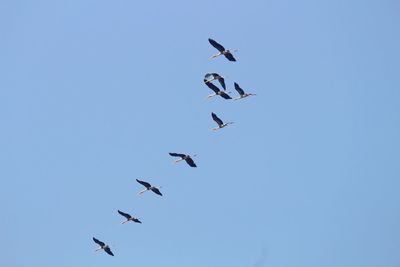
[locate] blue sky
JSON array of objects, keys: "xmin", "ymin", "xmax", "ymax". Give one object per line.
[{"xmin": 1, "ymin": 0, "xmax": 399, "ymax": 266}]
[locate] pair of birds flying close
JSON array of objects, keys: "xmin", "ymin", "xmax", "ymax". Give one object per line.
[
  {"xmin": 93, "ymin": 210, "xmax": 142, "ymax": 256},
  {"xmin": 204, "ymin": 78, "xmax": 256, "ymax": 100}
]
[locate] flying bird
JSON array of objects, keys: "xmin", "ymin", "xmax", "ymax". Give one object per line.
[
  {"xmin": 208, "ymin": 38, "xmax": 237, "ymax": 61},
  {"xmin": 117, "ymin": 210, "xmax": 142, "ymax": 224},
  {"xmin": 93, "ymin": 237, "xmax": 114, "ymax": 256},
  {"xmin": 234, "ymin": 82, "xmax": 256, "ymax": 100},
  {"xmin": 204, "ymin": 73, "xmax": 226, "ymax": 90},
  {"xmin": 169, "ymin": 153, "xmax": 197, "ymax": 167},
  {"xmin": 136, "ymin": 179, "xmax": 163, "ymax": 196},
  {"xmin": 211, "ymin": 112, "xmax": 234, "ymax": 131},
  {"xmin": 204, "ymin": 79, "xmax": 232, "ymax": 100}
]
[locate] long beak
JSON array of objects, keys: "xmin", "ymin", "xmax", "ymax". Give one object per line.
[{"xmin": 174, "ymin": 158, "xmax": 184, "ymax": 163}]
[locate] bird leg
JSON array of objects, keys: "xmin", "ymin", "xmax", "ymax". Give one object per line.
[
  {"xmin": 174, "ymin": 158, "xmax": 184, "ymax": 163},
  {"xmin": 121, "ymin": 220, "xmax": 128, "ymax": 224},
  {"xmin": 138, "ymin": 189, "xmax": 148, "ymax": 195},
  {"xmin": 206, "ymin": 93, "xmax": 217, "ymax": 99},
  {"xmin": 209, "ymin": 52, "xmax": 222, "ymax": 60}
]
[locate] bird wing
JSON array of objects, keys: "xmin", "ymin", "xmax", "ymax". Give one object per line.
[
  {"xmin": 204, "ymin": 80, "xmax": 220, "ymax": 93},
  {"xmin": 169, "ymin": 152, "xmax": 186, "ymax": 158},
  {"xmin": 234, "ymin": 82, "xmax": 245, "ymax": 95},
  {"xmin": 93, "ymin": 237, "xmax": 105, "ymax": 247},
  {"xmin": 218, "ymin": 77, "xmax": 226, "ymax": 90},
  {"xmin": 104, "ymin": 247, "xmax": 114, "ymax": 256},
  {"xmin": 208, "ymin": 73, "xmax": 226, "ymax": 90},
  {"xmin": 151, "ymin": 188, "xmax": 163, "ymax": 196},
  {"xmin": 118, "ymin": 210, "xmax": 131, "ymax": 219},
  {"xmin": 185, "ymin": 157, "xmax": 197, "ymax": 167},
  {"xmin": 136, "ymin": 179, "xmax": 151, "ymax": 188},
  {"xmin": 208, "ymin": 38, "xmax": 225, "ymax": 52},
  {"xmin": 133, "ymin": 218, "xmax": 142, "ymax": 224},
  {"xmin": 224, "ymin": 52, "xmax": 236, "ymax": 61},
  {"xmin": 204, "ymin": 73, "xmax": 214, "ymax": 81},
  {"xmin": 212, "ymin": 112, "xmax": 224, "ymax": 126},
  {"xmin": 220, "ymin": 91, "xmax": 232, "ymax": 99}
]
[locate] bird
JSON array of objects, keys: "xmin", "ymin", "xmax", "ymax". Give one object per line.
[
  {"xmin": 208, "ymin": 38, "xmax": 237, "ymax": 61},
  {"xmin": 117, "ymin": 210, "xmax": 142, "ymax": 224},
  {"xmin": 136, "ymin": 179, "xmax": 163, "ymax": 196},
  {"xmin": 211, "ymin": 112, "xmax": 234, "ymax": 131},
  {"xmin": 204, "ymin": 79, "xmax": 232, "ymax": 100},
  {"xmin": 233, "ymin": 82, "xmax": 256, "ymax": 100},
  {"xmin": 93, "ymin": 237, "xmax": 114, "ymax": 256},
  {"xmin": 204, "ymin": 73, "xmax": 226, "ymax": 90},
  {"xmin": 169, "ymin": 152, "xmax": 197, "ymax": 167}
]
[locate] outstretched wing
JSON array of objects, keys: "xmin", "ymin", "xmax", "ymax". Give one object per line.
[
  {"xmin": 104, "ymin": 247, "xmax": 114, "ymax": 256},
  {"xmin": 207, "ymin": 73, "xmax": 226, "ymax": 90},
  {"xmin": 211, "ymin": 112, "xmax": 224, "ymax": 126},
  {"xmin": 133, "ymin": 218, "xmax": 142, "ymax": 224},
  {"xmin": 219, "ymin": 91, "xmax": 232, "ymax": 99},
  {"xmin": 151, "ymin": 188, "xmax": 163, "ymax": 196},
  {"xmin": 185, "ymin": 157, "xmax": 197, "ymax": 168},
  {"xmin": 234, "ymin": 82, "xmax": 245, "ymax": 96},
  {"xmin": 224, "ymin": 52, "xmax": 236, "ymax": 62},
  {"xmin": 118, "ymin": 210, "xmax": 132, "ymax": 219},
  {"xmin": 218, "ymin": 77, "xmax": 226, "ymax": 90},
  {"xmin": 208, "ymin": 38, "xmax": 225, "ymax": 52},
  {"xmin": 93, "ymin": 237, "xmax": 105, "ymax": 247},
  {"xmin": 136, "ymin": 179, "xmax": 151, "ymax": 189},
  {"xmin": 169, "ymin": 152, "xmax": 186, "ymax": 158},
  {"xmin": 204, "ymin": 80, "xmax": 221, "ymax": 93}
]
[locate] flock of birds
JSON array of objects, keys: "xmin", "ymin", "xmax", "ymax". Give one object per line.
[{"xmin": 92, "ymin": 38, "xmax": 256, "ymax": 257}]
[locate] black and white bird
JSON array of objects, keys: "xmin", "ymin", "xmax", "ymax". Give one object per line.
[
  {"xmin": 136, "ymin": 179, "xmax": 163, "ymax": 196},
  {"xmin": 169, "ymin": 153, "xmax": 197, "ymax": 167},
  {"xmin": 93, "ymin": 237, "xmax": 114, "ymax": 256},
  {"xmin": 211, "ymin": 112, "xmax": 234, "ymax": 131},
  {"xmin": 208, "ymin": 38, "xmax": 237, "ymax": 61},
  {"xmin": 204, "ymin": 73, "xmax": 226, "ymax": 90},
  {"xmin": 117, "ymin": 210, "xmax": 142, "ymax": 224},
  {"xmin": 204, "ymin": 79, "xmax": 232, "ymax": 100},
  {"xmin": 233, "ymin": 82, "xmax": 256, "ymax": 100}
]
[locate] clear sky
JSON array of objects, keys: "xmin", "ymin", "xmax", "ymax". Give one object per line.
[{"xmin": 1, "ymin": 0, "xmax": 399, "ymax": 266}]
